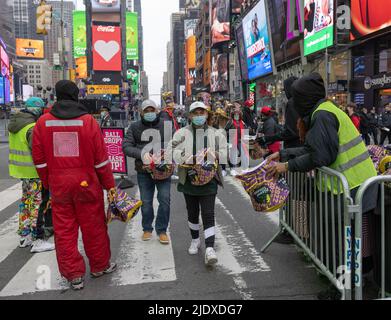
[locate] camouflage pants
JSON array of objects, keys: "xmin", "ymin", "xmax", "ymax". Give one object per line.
[{"xmin": 18, "ymin": 179, "xmax": 42, "ymax": 239}]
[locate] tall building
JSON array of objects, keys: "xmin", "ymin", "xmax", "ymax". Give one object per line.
[
  {"xmin": 13, "ymin": 0, "xmax": 38, "ymax": 40},
  {"xmin": 1, "ymin": 1, "xmax": 16, "ymax": 57},
  {"xmin": 24, "ymin": 59, "xmax": 53, "ymax": 97}
]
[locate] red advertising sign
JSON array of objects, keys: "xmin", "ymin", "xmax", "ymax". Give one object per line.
[
  {"xmin": 102, "ymin": 128, "xmax": 128, "ymax": 174},
  {"xmin": 92, "ymin": 25, "xmax": 122, "ymax": 71}
]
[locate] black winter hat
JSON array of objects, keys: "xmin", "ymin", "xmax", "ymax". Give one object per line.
[{"xmin": 55, "ymin": 80, "xmax": 79, "ymax": 102}]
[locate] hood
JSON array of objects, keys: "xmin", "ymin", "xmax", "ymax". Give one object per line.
[
  {"xmin": 283, "ymin": 76, "xmax": 298, "ymax": 99},
  {"xmin": 8, "ymin": 112, "xmax": 36, "ymax": 134},
  {"xmin": 55, "ymin": 80, "xmax": 79, "ymax": 102},
  {"xmin": 291, "ymin": 73, "xmax": 326, "ymax": 118},
  {"xmin": 50, "ymin": 100, "xmax": 88, "ymax": 119}
]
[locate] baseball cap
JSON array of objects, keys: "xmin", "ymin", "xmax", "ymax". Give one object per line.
[
  {"xmin": 141, "ymin": 99, "xmax": 158, "ymax": 111},
  {"xmin": 189, "ymin": 101, "xmax": 208, "ymax": 113},
  {"xmin": 261, "ymin": 106, "xmax": 272, "ymax": 115}
]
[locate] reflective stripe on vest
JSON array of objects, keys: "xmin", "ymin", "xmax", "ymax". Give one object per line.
[
  {"xmin": 8, "ymin": 122, "xmax": 39, "ymax": 179},
  {"xmin": 312, "ymin": 101, "xmax": 377, "ymax": 192}
]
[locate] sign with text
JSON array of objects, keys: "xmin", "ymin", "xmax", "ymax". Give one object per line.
[
  {"xmin": 102, "ymin": 128, "xmax": 128, "ymax": 174},
  {"xmin": 73, "ymin": 11, "xmax": 87, "ymax": 58},
  {"xmin": 92, "ymin": 25, "xmax": 122, "ymax": 71},
  {"xmin": 126, "ymin": 12, "xmax": 139, "ymax": 60},
  {"xmin": 87, "ymin": 85, "xmax": 120, "ymax": 95}
]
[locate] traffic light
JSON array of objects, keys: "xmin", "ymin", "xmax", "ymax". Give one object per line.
[{"xmin": 36, "ymin": 1, "xmax": 52, "ymax": 35}]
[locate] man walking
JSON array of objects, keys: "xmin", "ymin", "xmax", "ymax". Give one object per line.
[
  {"xmin": 379, "ymin": 103, "xmax": 391, "ymax": 145},
  {"xmin": 122, "ymin": 99, "xmax": 171, "ymax": 244}
]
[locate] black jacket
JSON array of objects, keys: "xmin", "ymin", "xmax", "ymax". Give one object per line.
[
  {"xmin": 379, "ymin": 111, "xmax": 391, "ymax": 128},
  {"xmin": 242, "ymin": 107, "xmax": 258, "ymax": 135},
  {"xmin": 122, "ymin": 115, "xmax": 167, "ymax": 172},
  {"xmin": 368, "ymin": 112, "xmax": 379, "ymax": 128},
  {"xmin": 359, "ymin": 112, "xmax": 370, "ymax": 134}
]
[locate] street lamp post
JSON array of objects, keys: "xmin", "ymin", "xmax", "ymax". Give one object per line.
[{"xmin": 60, "ymin": 0, "xmax": 67, "ymax": 80}]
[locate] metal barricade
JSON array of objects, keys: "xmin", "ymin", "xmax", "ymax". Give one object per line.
[
  {"xmin": 354, "ymin": 175, "xmax": 391, "ymax": 300},
  {"xmin": 261, "ymin": 167, "xmax": 354, "ymax": 300}
]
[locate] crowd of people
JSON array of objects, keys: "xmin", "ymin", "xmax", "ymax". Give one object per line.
[{"xmin": 7, "ymin": 74, "xmax": 390, "ymax": 297}]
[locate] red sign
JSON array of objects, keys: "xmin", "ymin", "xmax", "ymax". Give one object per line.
[
  {"xmin": 102, "ymin": 128, "xmax": 127, "ymax": 174},
  {"xmin": 92, "ymin": 25, "xmax": 122, "ymax": 71}
]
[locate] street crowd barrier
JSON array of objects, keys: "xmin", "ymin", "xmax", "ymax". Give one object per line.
[{"xmin": 261, "ymin": 167, "xmax": 391, "ymax": 300}]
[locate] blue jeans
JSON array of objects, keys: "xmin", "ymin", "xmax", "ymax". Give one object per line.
[{"xmin": 137, "ymin": 173, "xmax": 171, "ymax": 235}]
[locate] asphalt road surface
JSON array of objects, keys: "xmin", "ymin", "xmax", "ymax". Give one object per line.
[{"xmin": 0, "ymin": 145, "xmax": 326, "ymax": 300}]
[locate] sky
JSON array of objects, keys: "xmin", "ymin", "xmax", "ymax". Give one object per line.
[{"xmin": 74, "ymin": 0, "xmax": 179, "ymax": 102}]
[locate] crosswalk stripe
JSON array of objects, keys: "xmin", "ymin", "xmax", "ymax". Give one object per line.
[
  {"xmin": 111, "ymin": 192, "xmax": 177, "ymax": 286},
  {"xmin": 0, "ymin": 183, "xmax": 22, "ymax": 212},
  {"xmin": 0, "ymin": 213, "xmax": 19, "ymax": 264}
]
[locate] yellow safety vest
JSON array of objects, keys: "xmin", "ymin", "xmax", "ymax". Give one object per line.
[
  {"xmin": 8, "ymin": 122, "xmax": 39, "ymax": 179},
  {"xmin": 312, "ymin": 101, "xmax": 377, "ymax": 194}
]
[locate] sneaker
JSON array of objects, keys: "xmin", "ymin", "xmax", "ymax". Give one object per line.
[
  {"xmin": 188, "ymin": 239, "xmax": 201, "ymax": 255},
  {"xmin": 19, "ymin": 234, "xmax": 33, "ymax": 248},
  {"xmin": 91, "ymin": 262, "xmax": 117, "ymax": 278},
  {"xmin": 159, "ymin": 233, "xmax": 170, "ymax": 245},
  {"xmin": 142, "ymin": 231, "xmax": 152, "ymax": 241},
  {"xmin": 30, "ymin": 239, "xmax": 55, "ymax": 253},
  {"xmin": 230, "ymin": 169, "xmax": 238, "ymax": 177},
  {"xmin": 70, "ymin": 277, "xmax": 84, "ymax": 291},
  {"xmin": 222, "ymin": 170, "xmax": 227, "ymax": 177},
  {"xmin": 205, "ymin": 247, "xmax": 218, "ymax": 266}
]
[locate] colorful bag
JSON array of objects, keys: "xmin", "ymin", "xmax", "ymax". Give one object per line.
[
  {"xmin": 143, "ymin": 150, "xmax": 175, "ymax": 181},
  {"xmin": 235, "ymin": 161, "xmax": 290, "ymax": 213},
  {"xmin": 367, "ymin": 145, "xmax": 388, "ymax": 172},
  {"xmin": 106, "ymin": 188, "xmax": 142, "ymax": 224},
  {"xmin": 181, "ymin": 148, "xmax": 218, "ymax": 186}
]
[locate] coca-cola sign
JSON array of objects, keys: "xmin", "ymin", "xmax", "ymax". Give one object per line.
[{"xmin": 92, "ymin": 25, "xmax": 122, "ymax": 71}]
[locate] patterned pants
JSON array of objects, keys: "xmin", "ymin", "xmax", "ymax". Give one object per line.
[{"xmin": 18, "ymin": 179, "xmax": 42, "ymax": 239}]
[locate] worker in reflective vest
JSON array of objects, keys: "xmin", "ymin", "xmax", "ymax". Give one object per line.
[
  {"xmin": 267, "ymin": 73, "xmax": 377, "ymax": 197},
  {"xmin": 8, "ymin": 97, "xmax": 55, "ymax": 253},
  {"xmin": 32, "ymin": 80, "xmax": 117, "ymax": 291}
]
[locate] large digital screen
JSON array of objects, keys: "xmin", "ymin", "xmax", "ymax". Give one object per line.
[
  {"xmin": 242, "ymin": 0, "xmax": 273, "ymax": 80},
  {"xmin": 126, "ymin": 12, "xmax": 139, "ymax": 60},
  {"xmin": 73, "ymin": 11, "xmax": 87, "ymax": 58},
  {"xmin": 0, "ymin": 77, "xmax": 4, "ymax": 104},
  {"xmin": 4, "ymin": 77, "xmax": 10, "ymax": 104},
  {"xmin": 91, "ymin": 0, "xmax": 120, "ymax": 12},
  {"xmin": 268, "ymin": 0, "xmax": 301, "ymax": 66},
  {"xmin": 16, "ymin": 39, "xmax": 44, "ymax": 59},
  {"xmin": 211, "ymin": 0, "xmax": 230, "ymax": 45},
  {"xmin": 92, "ymin": 25, "xmax": 122, "ymax": 71},
  {"xmin": 235, "ymin": 23, "xmax": 248, "ymax": 81},
  {"xmin": 351, "ymin": 0, "xmax": 391, "ymax": 40},
  {"xmin": 303, "ymin": 0, "xmax": 334, "ymax": 56},
  {"xmin": 211, "ymin": 52, "xmax": 228, "ymax": 93}
]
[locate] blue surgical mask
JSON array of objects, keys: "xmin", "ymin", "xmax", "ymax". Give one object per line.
[
  {"xmin": 143, "ymin": 112, "xmax": 157, "ymax": 122},
  {"xmin": 192, "ymin": 115, "xmax": 207, "ymax": 126}
]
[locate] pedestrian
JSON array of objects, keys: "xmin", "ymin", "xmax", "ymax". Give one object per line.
[
  {"xmin": 100, "ymin": 105, "xmax": 113, "ymax": 128},
  {"xmin": 368, "ymin": 107, "xmax": 379, "ymax": 145},
  {"xmin": 122, "ymin": 99, "xmax": 171, "ymax": 244},
  {"xmin": 32, "ymin": 80, "xmax": 117, "ymax": 290},
  {"xmin": 167, "ymin": 101, "xmax": 227, "ymax": 266},
  {"xmin": 267, "ymin": 73, "xmax": 378, "ymax": 299},
  {"xmin": 359, "ymin": 107, "xmax": 371, "ymax": 145},
  {"xmin": 257, "ymin": 106, "xmax": 281, "ymax": 156},
  {"xmin": 379, "ymin": 103, "xmax": 391, "ymax": 145},
  {"xmin": 8, "ymin": 97, "xmax": 55, "ymax": 253},
  {"xmin": 346, "ymin": 103, "xmax": 361, "ymax": 132},
  {"xmin": 242, "ymin": 99, "xmax": 258, "ymax": 135}
]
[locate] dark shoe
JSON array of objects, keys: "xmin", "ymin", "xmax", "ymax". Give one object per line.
[
  {"xmin": 70, "ymin": 278, "xmax": 84, "ymax": 291},
  {"xmin": 274, "ymin": 231, "xmax": 294, "ymax": 245},
  {"xmin": 317, "ymin": 285, "xmax": 342, "ymax": 300},
  {"xmin": 91, "ymin": 262, "xmax": 117, "ymax": 278}
]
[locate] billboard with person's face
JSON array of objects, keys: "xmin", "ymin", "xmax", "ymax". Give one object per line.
[
  {"xmin": 126, "ymin": 12, "xmax": 139, "ymax": 60},
  {"xmin": 211, "ymin": 52, "xmax": 228, "ymax": 93},
  {"xmin": 92, "ymin": 25, "xmax": 122, "ymax": 71},
  {"xmin": 211, "ymin": 0, "xmax": 231, "ymax": 45},
  {"xmin": 73, "ymin": 11, "xmax": 87, "ymax": 58},
  {"xmin": 351, "ymin": 0, "xmax": 391, "ymax": 40},
  {"xmin": 242, "ymin": 0, "xmax": 273, "ymax": 80},
  {"xmin": 303, "ymin": 0, "xmax": 334, "ymax": 56}
]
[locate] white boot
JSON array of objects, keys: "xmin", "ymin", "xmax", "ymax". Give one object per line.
[
  {"xmin": 188, "ymin": 239, "xmax": 201, "ymax": 255},
  {"xmin": 205, "ymin": 247, "xmax": 218, "ymax": 266}
]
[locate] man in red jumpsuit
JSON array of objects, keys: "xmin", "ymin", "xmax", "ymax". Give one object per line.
[{"xmin": 32, "ymin": 80, "xmax": 116, "ymax": 290}]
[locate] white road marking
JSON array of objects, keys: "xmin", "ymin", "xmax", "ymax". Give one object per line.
[
  {"xmin": 111, "ymin": 191, "xmax": 177, "ymax": 286},
  {"xmin": 0, "ymin": 183, "xmax": 22, "ymax": 212},
  {"xmin": 0, "ymin": 213, "xmax": 19, "ymax": 264},
  {"xmin": 0, "ymin": 144, "xmax": 9, "ymax": 150},
  {"xmin": 224, "ymin": 176, "xmax": 279, "ymax": 225}
]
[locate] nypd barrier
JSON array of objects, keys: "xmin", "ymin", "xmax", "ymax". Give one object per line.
[
  {"xmin": 354, "ymin": 175, "xmax": 391, "ymax": 300},
  {"xmin": 261, "ymin": 167, "xmax": 355, "ymax": 300}
]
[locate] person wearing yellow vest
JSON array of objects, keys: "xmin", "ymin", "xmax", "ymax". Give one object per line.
[{"xmin": 8, "ymin": 97, "xmax": 55, "ymax": 253}]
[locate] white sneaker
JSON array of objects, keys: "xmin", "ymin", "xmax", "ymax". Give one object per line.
[
  {"xmin": 30, "ymin": 239, "xmax": 55, "ymax": 253},
  {"xmin": 19, "ymin": 234, "xmax": 33, "ymax": 248},
  {"xmin": 222, "ymin": 170, "xmax": 227, "ymax": 177},
  {"xmin": 188, "ymin": 239, "xmax": 201, "ymax": 255},
  {"xmin": 205, "ymin": 247, "xmax": 218, "ymax": 266},
  {"xmin": 230, "ymin": 169, "xmax": 238, "ymax": 177}
]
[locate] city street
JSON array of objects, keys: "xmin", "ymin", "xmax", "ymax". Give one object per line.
[{"xmin": 0, "ymin": 146, "xmax": 325, "ymax": 300}]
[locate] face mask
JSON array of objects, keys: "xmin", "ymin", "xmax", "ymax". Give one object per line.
[
  {"xmin": 100, "ymin": 112, "xmax": 107, "ymax": 119},
  {"xmin": 143, "ymin": 112, "xmax": 157, "ymax": 122},
  {"xmin": 192, "ymin": 115, "xmax": 207, "ymax": 126},
  {"xmin": 234, "ymin": 114, "xmax": 240, "ymax": 121}
]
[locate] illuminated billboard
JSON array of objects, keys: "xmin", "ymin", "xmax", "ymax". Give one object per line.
[
  {"xmin": 211, "ymin": 0, "xmax": 230, "ymax": 45},
  {"xmin": 91, "ymin": 0, "xmax": 120, "ymax": 12},
  {"xmin": 126, "ymin": 12, "xmax": 139, "ymax": 60},
  {"xmin": 73, "ymin": 11, "xmax": 87, "ymax": 58},
  {"xmin": 242, "ymin": 0, "xmax": 273, "ymax": 80},
  {"xmin": 211, "ymin": 52, "xmax": 228, "ymax": 93},
  {"xmin": 16, "ymin": 39, "xmax": 44, "ymax": 59},
  {"xmin": 92, "ymin": 25, "xmax": 122, "ymax": 71}
]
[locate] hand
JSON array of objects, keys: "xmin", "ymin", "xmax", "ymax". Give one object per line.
[
  {"xmin": 143, "ymin": 153, "xmax": 153, "ymax": 165},
  {"xmin": 266, "ymin": 152, "xmax": 280, "ymax": 163},
  {"xmin": 266, "ymin": 162, "xmax": 288, "ymax": 178},
  {"xmin": 107, "ymin": 188, "xmax": 117, "ymax": 203}
]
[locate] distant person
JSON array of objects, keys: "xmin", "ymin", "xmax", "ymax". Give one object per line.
[
  {"xmin": 368, "ymin": 107, "xmax": 379, "ymax": 145},
  {"xmin": 379, "ymin": 103, "xmax": 391, "ymax": 145},
  {"xmin": 346, "ymin": 103, "xmax": 361, "ymax": 132},
  {"xmin": 360, "ymin": 107, "xmax": 371, "ymax": 145}
]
